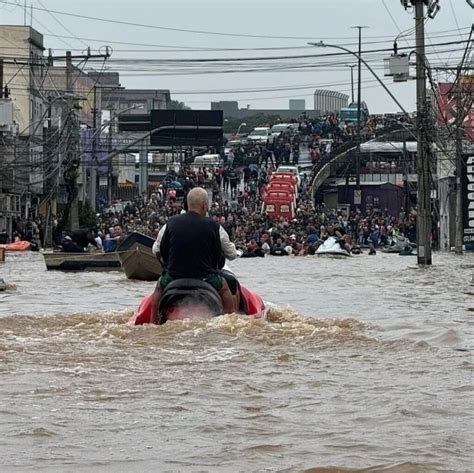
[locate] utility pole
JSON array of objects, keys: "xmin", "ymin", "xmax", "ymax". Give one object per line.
[
  {"xmin": 139, "ymin": 141, "xmax": 148, "ymax": 195},
  {"xmin": 65, "ymin": 50, "xmax": 80, "ymax": 232},
  {"xmin": 454, "ymin": 89, "xmax": 466, "ymax": 254},
  {"xmin": 351, "ymin": 26, "xmax": 367, "ymax": 192},
  {"xmin": 108, "ymin": 112, "xmax": 113, "ymax": 206},
  {"xmin": 403, "ymin": 137, "xmax": 410, "ymax": 214},
  {"xmin": 414, "ymin": 0, "xmax": 432, "ymax": 265},
  {"xmin": 0, "ymin": 59, "xmax": 3, "ymax": 99},
  {"xmin": 90, "ymin": 85, "xmax": 98, "ymax": 212},
  {"xmin": 44, "ymin": 97, "xmax": 53, "ymax": 248}
]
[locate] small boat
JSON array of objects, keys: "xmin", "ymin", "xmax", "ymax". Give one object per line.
[
  {"xmin": 43, "ymin": 251, "xmax": 122, "ymax": 272},
  {"xmin": 0, "ymin": 241, "xmax": 31, "ymax": 251},
  {"xmin": 0, "ymin": 278, "xmax": 7, "ymax": 291},
  {"xmin": 316, "ymin": 237, "xmax": 351, "ymax": 257},
  {"xmin": 117, "ymin": 232, "xmax": 162, "ymax": 281},
  {"xmin": 129, "ymin": 269, "xmax": 266, "ymax": 325}
]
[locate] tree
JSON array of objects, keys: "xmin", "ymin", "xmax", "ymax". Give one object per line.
[
  {"xmin": 79, "ymin": 200, "xmax": 97, "ymax": 229},
  {"xmin": 167, "ymin": 100, "xmax": 191, "ymax": 110}
]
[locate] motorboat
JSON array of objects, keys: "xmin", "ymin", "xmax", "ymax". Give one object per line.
[
  {"xmin": 315, "ymin": 236, "xmax": 351, "ymax": 257},
  {"xmin": 43, "ymin": 251, "xmax": 122, "ymax": 272},
  {"xmin": 129, "ymin": 269, "xmax": 267, "ymax": 325},
  {"xmin": 116, "ymin": 232, "xmax": 162, "ymax": 281}
]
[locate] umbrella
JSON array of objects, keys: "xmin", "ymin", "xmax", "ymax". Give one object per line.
[{"xmin": 168, "ymin": 180, "xmax": 183, "ymax": 189}]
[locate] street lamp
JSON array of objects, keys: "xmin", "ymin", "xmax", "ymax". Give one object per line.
[
  {"xmin": 345, "ymin": 65, "xmax": 356, "ymax": 105},
  {"xmin": 308, "ymin": 41, "xmax": 408, "ymax": 116},
  {"xmin": 237, "ymin": 122, "xmax": 247, "ymax": 136}
]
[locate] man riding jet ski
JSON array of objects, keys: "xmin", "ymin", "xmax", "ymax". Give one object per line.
[{"xmin": 143, "ymin": 187, "xmax": 265, "ymax": 325}]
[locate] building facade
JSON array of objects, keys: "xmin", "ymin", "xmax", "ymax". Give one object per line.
[
  {"xmin": 289, "ymin": 99, "xmax": 305, "ymax": 110},
  {"xmin": 313, "ymin": 89, "xmax": 349, "ymax": 115},
  {"xmin": 0, "ymin": 25, "xmax": 46, "ymax": 228}
]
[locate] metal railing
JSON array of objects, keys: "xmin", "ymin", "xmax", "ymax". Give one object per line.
[{"xmin": 309, "ymin": 123, "xmax": 410, "ymax": 198}]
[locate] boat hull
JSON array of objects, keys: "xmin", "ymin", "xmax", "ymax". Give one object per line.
[
  {"xmin": 43, "ymin": 252, "xmax": 122, "ymax": 272},
  {"xmin": 117, "ymin": 232, "xmax": 162, "ymax": 281}
]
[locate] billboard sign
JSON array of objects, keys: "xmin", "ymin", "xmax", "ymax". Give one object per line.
[
  {"xmin": 150, "ymin": 110, "xmax": 223, "ymax": 147},
  {"xmin": 462, "ymin": 154, "xmax": 474, "ymax": 244}
]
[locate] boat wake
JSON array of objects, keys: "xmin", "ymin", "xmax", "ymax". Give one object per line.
[{"xmin": 0, "ymin": 306, "xmax": 371, "ymax": 351}]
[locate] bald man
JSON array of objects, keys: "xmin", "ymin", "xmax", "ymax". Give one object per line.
[{"xmin": 150, "ymin": 187, "xmax": 237, "ymax": 323}]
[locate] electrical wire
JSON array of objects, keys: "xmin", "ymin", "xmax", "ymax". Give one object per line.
[
  {"xmin": 36, "ymin": 0, "xmax": 89, "ymax": 49},
  {"xmin": 0, "ymin": 0, "xmax": 471, "ymax": 45}
]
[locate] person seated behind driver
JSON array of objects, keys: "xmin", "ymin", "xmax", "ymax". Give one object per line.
[{"xmin": 150, "ymin": 187, "xmax": 238, "ymax": 324}]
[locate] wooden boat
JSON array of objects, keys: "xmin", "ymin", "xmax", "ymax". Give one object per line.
[
  {"xmin": 43, "ymin": 251, "xmax": 122, "ymax": 272},
  {"xmin": 0, "ymin": 240, "xmax": 31, "ymax": 251},
  {"xmin": 117, "ymin": 232, "xmax": 162, "ymax": 281}
]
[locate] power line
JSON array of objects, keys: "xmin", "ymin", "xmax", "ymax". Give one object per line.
[
  {"xmin": 79, "ymin": 39, "xmax": 469, "ymax": 64},
  {"xmin": 36, "ymin": 0, "xmax": 89, "ymax": 49},
  {"xmin": 0, "ymin": 0, "xmax": 471, "ymax": 43},
  {"xmin": 30, "ymin": 28, "xmax": 473, "ymax": 53},
  {"xmin": 449, "ymin": 0, "xmax": 465, "ymax": 40}
]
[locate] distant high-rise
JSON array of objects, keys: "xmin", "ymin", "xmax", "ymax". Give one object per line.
[
  {"xmin": 313, "ymin": 90, "xmax": 349, "ymax": 115},
  {"xmin": 289, "ymin": 99, "xmax": 305, "ymax": 110}
]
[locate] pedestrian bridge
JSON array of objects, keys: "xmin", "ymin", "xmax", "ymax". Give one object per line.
[{"xmin": 309, "ymin": 124, "xmax": 414, "ymax": 199}]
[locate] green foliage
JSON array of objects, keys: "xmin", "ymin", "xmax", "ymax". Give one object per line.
[
  {"xmin": 223, "ymin": 113, "xmax": 282, "ymax": 134},
  {"xmin": 167, "ymin": 100, "xmax": 192, "ymax": 110},
  {"xmin": 79, "ymin": 200, "xmax": 97, "ymax": 229}
]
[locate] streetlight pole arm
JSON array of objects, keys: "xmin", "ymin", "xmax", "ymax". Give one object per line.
[{"xmin": 308, "ymin": 42, "xmax": 409, "ymax": 116}]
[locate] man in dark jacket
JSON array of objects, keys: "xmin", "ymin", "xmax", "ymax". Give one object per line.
[{"xmin": 150, "ymin": 187, "xmax": 237, "ymax": 323}]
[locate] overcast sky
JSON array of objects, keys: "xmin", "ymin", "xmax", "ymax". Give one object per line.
[{"xmin": 0, "ymin": 0, "xmax": 472, "ymax": 113}]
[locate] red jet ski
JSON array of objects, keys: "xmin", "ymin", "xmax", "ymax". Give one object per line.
[{"xmin": 129, "ymin": 269, "xmax": 266, "ymax": 325}]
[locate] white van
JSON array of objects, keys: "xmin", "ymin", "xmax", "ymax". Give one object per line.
[
  {"xmin": 247, "ymin": 127, "xmax": 273, "ymax": 145},
  {"xmin": 192, "ymin": 154, "xmax": 223, "ymax": 171},
  {"xmin": 277, "ymin": 165, "xmax": 301, "ymax": 186}
]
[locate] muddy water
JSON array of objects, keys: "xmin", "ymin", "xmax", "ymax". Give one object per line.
[{"xmin": 0, "ymin": 252, "xmax": 473, "ymax": 472}]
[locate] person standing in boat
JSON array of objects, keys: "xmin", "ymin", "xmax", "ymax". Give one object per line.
[{"xmin": 150, "ymin": 187, "xmax": 238, "ymax": 324}]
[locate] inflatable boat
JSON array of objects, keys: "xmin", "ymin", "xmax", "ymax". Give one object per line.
[
  {"xmin": 315, "ymin": 236, "xmax": 351, "ymax": 257},
  {"xmin": 0, "ymin": 241, "xmax": 31, "ymax": 251},
  {"xmin": 129, "ymin": 269, "xmax": 267, "ymax": 325}
]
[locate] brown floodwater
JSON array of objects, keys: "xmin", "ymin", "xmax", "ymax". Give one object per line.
[{"xmin": 0, "ymin": 251, "xmax": 473, "ymax": 472}]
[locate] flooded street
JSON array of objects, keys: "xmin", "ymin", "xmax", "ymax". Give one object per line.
[{"xmin": 0, "ymin": 252, "xmax": 473, "ymax": 472}]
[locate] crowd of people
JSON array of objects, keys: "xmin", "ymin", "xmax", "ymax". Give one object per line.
[{"xmin": 7, "ymin": 112, "xmax": 418, "ymax": 256}]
